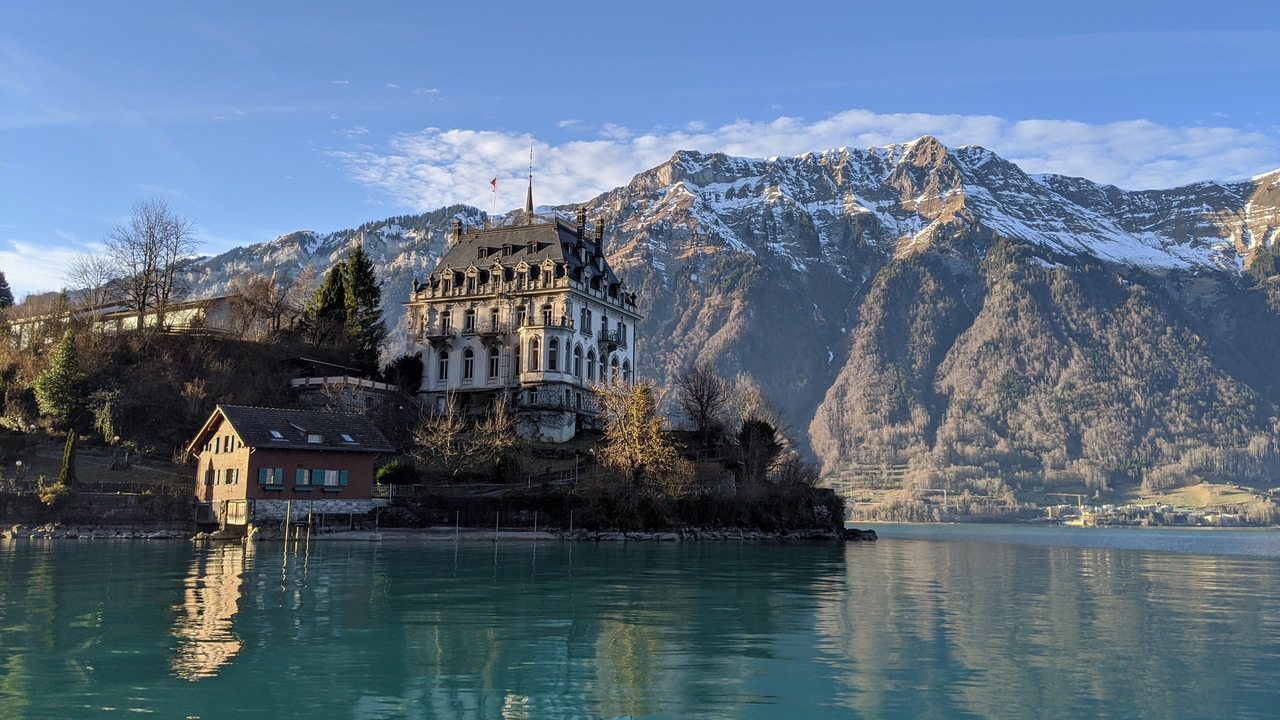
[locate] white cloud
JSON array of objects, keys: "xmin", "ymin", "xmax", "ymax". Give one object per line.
[
  {"xmin": 329, "ymin": 80, "xmax": 350, "ymax": 85},
  {"xmin": 333, "ymin": 108, "xmax": 1280, "ymax": 212},
  {"xmin": 339, "ymin": 126, "xmax": 370, "ymax": 139},
  {"xmin": 0, "ymin": 240, "xmax": 81, "ymax": 297},
  {"xmin": 385, "ymin": 83, "xmax": 400, "ymax": 91},
  {"xmin": 413, "ymin": 87, "xmax": 440, "ymax": 96}
]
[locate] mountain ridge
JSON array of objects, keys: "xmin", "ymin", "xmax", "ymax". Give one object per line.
[{"xmin": 180, "ymin": 137, "xmax": 1280, "ymax": 498}]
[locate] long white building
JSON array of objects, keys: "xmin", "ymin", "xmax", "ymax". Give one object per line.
[{"xmin": 405, "ymin": 202, "xmax": 641, "ymax": 442}]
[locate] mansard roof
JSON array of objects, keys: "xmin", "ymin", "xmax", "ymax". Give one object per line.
[{"xmin": 431, "ymin": 215, "xmax": 620, "ymax": 286}]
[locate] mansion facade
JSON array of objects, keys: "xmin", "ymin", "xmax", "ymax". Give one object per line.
[{"xmin": 405, "ymin": 207, "xmax": 641, "ymax": 442}]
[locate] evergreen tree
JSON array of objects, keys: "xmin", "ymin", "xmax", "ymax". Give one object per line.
[
  {"xmin": 344, "ymin": 245, "xmax": 387, "ymax": 371},
  {"xmin": 0, "ymin": 270, "xmax": 13, "ymax": 308},
  {"xmin": 59, "ymin": 432, "xmax": 77, "ymax": 486},
  {"xmin": 305, "ymin": 264, "xmax": 347, "ymax": 347},
  {"xmin": 34, "ymin": 331, "xmax": 81, "ymax": 423}
]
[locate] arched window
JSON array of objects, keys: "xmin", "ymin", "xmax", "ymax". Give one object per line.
[
  {"xmin": 573, "ymin": 345, "xmax": 583, "ymax": 378},
  {"xmin": 548, "ymin": 338, "xmax": 559, "ymax": 371},
  {"xmin": 622, "ymin": 360, "xmax": 632, "ymax": 383},
  {"xmin": 462, "ymin": 347, "xmax": 474, "ymax": 380},
  {"xmin": 529, "ymin": 337, "xmax": 540, "ymax": 371},
  {"xmin": 610, "ymin": 356, "xmax": 620, "ymax": 383},
  {"xmin": 437, "ymin": 350, "xmax": 449, "ymax": 382},
  {"xmin": 488, "ymin": 347, "xmax": 500, "ymax": 378},
  {"xmin": 586, "ymin": 349, "xmax": 596, "ymax": 381},
  {"xmin": 541, "ymin": 303, "xmax": 553, "ymax": 326}
]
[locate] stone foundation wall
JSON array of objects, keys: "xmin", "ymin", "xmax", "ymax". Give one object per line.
[
  {"xmin": 0, "ymin": 491, "xmax": 193, "ymax": 525},
  {"xmin": 250, "ymin": 498, "xmax": 387, "ymax": 521}
]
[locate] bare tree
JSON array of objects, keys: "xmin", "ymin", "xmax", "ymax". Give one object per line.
[
  {"xmin": 413, "ymin": 392, "xmax": 468, "ymax": 479},
  {"xmin": 471, "ymin": 395, "xmax": 516, "ymax": 466},
  {"xmin": 728, "ymin": 372, "xmax": 787, "ymax": 440},
  {"xmin": 105, "ymin": 198, "xmax": 197, "ymax": 328},
  {"xmin": 674, "ymin": 360, "xmax": 729, "ymax": 437},
  {"xmin": 65, "ymin": 252, "xmax": 118, "ymax": 324}
]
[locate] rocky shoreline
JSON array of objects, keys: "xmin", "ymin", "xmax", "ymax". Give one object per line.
[
  {"xmin": 5, "ymin": 522, "xmax": 876, "ymax": 543},
  {"xmin": 555, "ymin": 527, "xmax": 877, "ymax": 542},
  {"xmin": 2, "ymin": 523, "xmax": 190, "ymax": 540}
]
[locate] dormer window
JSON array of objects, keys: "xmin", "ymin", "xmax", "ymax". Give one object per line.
[
  {"xmin": 269, "ymin": 430, "xmax": 285, "ymax": 441},
  {"xmin": 307, "ymin": 433, "xmax": 323, "ymax": 444}
]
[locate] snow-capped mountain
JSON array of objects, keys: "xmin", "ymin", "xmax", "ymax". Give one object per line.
[{"xmin": 183, "ymin": 137, "xmax": 1280, "ymax": 492}]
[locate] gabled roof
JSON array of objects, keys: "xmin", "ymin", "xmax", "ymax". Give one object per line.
[{"xmin": 187, "ymin": 405, "xmax": 395, "ymax": 457}]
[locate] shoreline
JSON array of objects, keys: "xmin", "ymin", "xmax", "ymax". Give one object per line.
[{"xmin": 3, "ymin": 523, "xmax": 875, "ymax": 542}]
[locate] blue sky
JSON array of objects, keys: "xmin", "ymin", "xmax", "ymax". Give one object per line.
[{"xmin": 3, "ymin": 0, "xmax": 1280, "ymax": 298}]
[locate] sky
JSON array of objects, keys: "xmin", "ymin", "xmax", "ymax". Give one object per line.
[{"xmin": 3, "ymin": 0, "xmax": 1280, "ymax": 298}]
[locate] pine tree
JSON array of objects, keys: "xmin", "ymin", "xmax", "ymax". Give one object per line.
[
  {"xmin": 34, "ymin": 331, "xmax": 81, "ymax": 423},
  {"xmin": 344, "ymin": 245, "xmax": 387, "ymax": 371},
  {"xmin": 305, "ymin": 264, "xmax": 347, "ymax": 347},
  {"xmin": 59, "ymin": 432, "xmax": 77, "ymax": 486},
  {"xmin": 0, "ymin": 270, "xmax": 13, "ymax": 308}
]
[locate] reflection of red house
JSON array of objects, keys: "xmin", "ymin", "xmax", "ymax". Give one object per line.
[{"xmin": 187, "ymin": 405, "xmax": 395, "ymax": 527}]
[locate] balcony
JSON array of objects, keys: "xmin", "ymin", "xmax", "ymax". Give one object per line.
[
  {"xmin": 597, "ymin": 330, "xmax": 626, "ymax": 352},
  {"xmin": 419, "ymin": 324, "xmax": 456, "ymax": 349}
]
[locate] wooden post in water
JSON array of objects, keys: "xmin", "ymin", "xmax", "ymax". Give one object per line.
[
  {"xmin": 455, "ymin": 510, "xmax": 460, "ymax": 541},
  {"xmin": 534, "ymin": 511, "xmax": 538, "ymax": 534},
  {"xmin": 284, "ymin": 500, "xmax": 292, "ymax": 546},
  {"xmin": 494, "ymin": 511, "xmax": 500, "ymax": 541}
]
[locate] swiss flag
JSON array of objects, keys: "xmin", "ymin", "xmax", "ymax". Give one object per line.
[{"xmin": 490, "ymin": 177, "xmax": 497, "ymax": 191}]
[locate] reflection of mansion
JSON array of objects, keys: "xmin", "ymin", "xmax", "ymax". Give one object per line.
[{"xmin": 405, "ymin": 195, "xmax": 641, "ymax": 442}]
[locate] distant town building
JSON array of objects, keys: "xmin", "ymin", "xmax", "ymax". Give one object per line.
[
  {"xmin": 405, "ymin": 194, "xmax": 641, "ymax": 442},
  {"xmin": 187, "ymin": 404, "xmax": 394, "ymax": 528},
  {"xmin": 8, "ymin": 294, "xmax": 240, "ymax": 348}
]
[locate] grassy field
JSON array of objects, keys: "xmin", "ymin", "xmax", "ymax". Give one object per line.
[
  {"xmin": 1134, "ymin": 482, "xmax": 1263, "ymax": 509},
  {"xmin": 6, "ymin": 441, "xmax": 190, "ymax": 494}
]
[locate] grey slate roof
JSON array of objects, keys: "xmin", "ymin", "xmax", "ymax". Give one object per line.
[
  {"xmin": 190, "ymin": 405, "xmax": 395, "ymax": 455},
  {"xmin": 430, "ymin": 216, "xmax": 622, "ymax": 287}
]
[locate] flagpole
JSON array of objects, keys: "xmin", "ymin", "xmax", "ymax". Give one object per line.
[{"xmin": 490, "ymin": 177, "xmax": 498, "ymax": 226}]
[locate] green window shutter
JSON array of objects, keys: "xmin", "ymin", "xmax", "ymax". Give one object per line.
[
  {"xmin": 258, "ymin": 467, "xmax": 268, "ymax": 484},
  {"xmin": 311, "ymin": 469, "xmax": 323, "ymax": 485},
  {"xmin": 339, "ymin": 470, "xmax": 349, "ymax": 486},
  {"xmin": 296, "ymin": 468, "xmax": 307, "ymax": 486},
  {"xmin": 273, "ymin": 468, "xmax": 283, "ymax": 485}
]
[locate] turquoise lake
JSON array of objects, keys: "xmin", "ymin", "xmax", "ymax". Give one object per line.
[{"xmin": 2, "ymin": 525, "xmax": 1279, "ymax": 719}]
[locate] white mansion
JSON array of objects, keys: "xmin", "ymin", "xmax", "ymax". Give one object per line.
[{"xmin": 405, "ymin": 203, "xmax": 641, "ymax": 442}]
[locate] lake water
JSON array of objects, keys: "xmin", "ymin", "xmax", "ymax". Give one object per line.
[{"xmin": 1, "ymin": 525, "xmax": 1279, "ymax": 719}]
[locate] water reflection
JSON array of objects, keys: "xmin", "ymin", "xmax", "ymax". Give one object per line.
[
  {"xmin": 171, "ymin": 543, "xmax": 247, "ymax": 680},
  {"xmin": 815, "ymin": 534, "xmax": 1280, "ymax": 720},
  {"xmin": 3, "ymin": 532, "xmax": 1280, "ymax": 718}
]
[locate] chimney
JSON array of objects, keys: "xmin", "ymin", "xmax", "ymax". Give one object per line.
[
  {"xmin": 450, "ymin": 219, "xmax": 463, "ymax": 245},
  {"xmin": 594, "ymin": 217, "xmax": 605, "ymax": 252},
  {"xmin": 576, "ymin": 206, "xmax": 587, "ymax": 238}
]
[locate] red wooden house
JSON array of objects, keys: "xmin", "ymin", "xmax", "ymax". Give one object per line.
[{"xmin": 187, "ymin": 405, "xmax": 395, "ymax": 527}]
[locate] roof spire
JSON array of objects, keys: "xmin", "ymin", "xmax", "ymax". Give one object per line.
[{"xmin": 525, "ymin": 143, "xmax": 534, "ymax": 225}]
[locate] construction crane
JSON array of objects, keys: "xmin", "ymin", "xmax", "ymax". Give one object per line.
[
  {"xmin": 1045, "ymin": 492, "xmax": 1085, "ymax": 507},
  {"xmin": 1045, "ymin": 492, "xmax": 1094, "ymax": 526}
]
